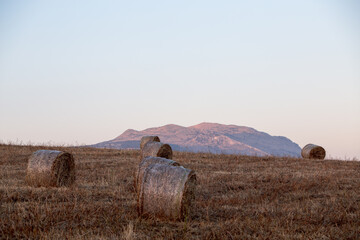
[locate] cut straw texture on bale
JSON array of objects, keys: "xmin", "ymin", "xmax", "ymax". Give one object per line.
[
  {"xmin": 26, "ymin": 150, "xmax": 75, "ymax": 187},
  {"xmin": 301, "ymin": 144, "xmax": 326, "ymax": 159},
  {"xmin": 141, "ymin": 142, "xmax": 173, "ymax": 160},
  {"xmin": 135, "ymin": 156, "xmax": 180, "ymax": 195},
  {"xmin": 138, "ymin": 163, "xmax": 196, "ymax": 221},
  {"xmin": 140, "ymin": 136, "xmax": 160, "ymax": 150}
]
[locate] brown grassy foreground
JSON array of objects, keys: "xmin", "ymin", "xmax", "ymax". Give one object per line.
[{"xmin": 0, "ymin": 144, "xmax": 359, "ymax": 239}]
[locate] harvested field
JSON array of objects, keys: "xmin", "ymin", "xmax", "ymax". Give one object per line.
[{"xmin": 0, "ymin": 144, "xmax": 359, "ymax": 239}]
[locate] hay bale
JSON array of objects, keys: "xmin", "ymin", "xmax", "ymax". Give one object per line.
[
  {"xmin": 140, "ymin": 136, "xmax": 160, "ymax": 150},
  {"xmin": 26, "ymin": 150, "xmax": 75, "ymax": 187},
  {"xmin": 301, "ymin": 144, "xmax": 326, "ymax": 159},
  {"xmin": 138, "ymin": 163, "xmax": 196, "ymax": 220},
  {"xmin": 135, "ymin": 156, "xmax": 180, "ymax": 194},
  {"xmin": 141, "ymin": 142, "xmax": 173, "ymax": 159}
]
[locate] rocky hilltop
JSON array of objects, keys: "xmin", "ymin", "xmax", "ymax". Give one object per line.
[{"xmin": 90, "ymin": 122, "xmax": 301, "ymax": 157}]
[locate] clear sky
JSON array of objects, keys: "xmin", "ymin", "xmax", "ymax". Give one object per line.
[{"xmin": 1, "ymin": 0, "xmax": 359, "ymax": 159}]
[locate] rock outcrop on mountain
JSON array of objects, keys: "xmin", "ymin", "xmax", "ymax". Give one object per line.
[{"xmin": 90, "ymin": 123, "xmax": 301, "ymax": 157}]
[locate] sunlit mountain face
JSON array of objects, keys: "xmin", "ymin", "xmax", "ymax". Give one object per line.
[{"xmin": 90, "ymin": 122, "xmax": 301, "ymax": 157}]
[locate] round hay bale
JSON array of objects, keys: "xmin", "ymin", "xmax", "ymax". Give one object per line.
[
  {"xmin": 138, "ymin": 163, "xmax": 197, "ymax": 221},
  {"xmin": 301, "ymin": 144, "xmax": 326, "ymax": 159},
  {"xmin": 140, "ymin": 136, "xmax": 160, "ymax": 150},
  {"xmin": 141, "ymin": 142, "xmax": 172, "ymax": 159},
  {"xmin": 26, "ymin": 150, "xmax": 75, "ymax": 187},
  {"xmin": 135, "ymin": 156, "xmax": 180, "ymax": 195}
]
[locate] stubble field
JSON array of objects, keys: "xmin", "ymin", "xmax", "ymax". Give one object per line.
[{"xmin": 0, "ymin": 144, "xmax": 359, "ymax": 239}]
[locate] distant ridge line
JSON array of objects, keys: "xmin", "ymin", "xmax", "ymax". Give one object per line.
[{"xmin": 90, "ymin": 122, "xmax": 301, "ymax": 157}]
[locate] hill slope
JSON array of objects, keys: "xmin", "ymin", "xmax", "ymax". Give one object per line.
[{"xmin": 91, "ymin": 122, "xmax": 301, "ymax": 157}]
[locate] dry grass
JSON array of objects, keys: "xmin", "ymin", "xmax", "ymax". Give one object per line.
[{"xmin": 0, "ymin": 143, "xmax": 359, "ymax": 239}]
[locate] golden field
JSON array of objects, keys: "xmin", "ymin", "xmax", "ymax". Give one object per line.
[{"xmin": 0, "ymin": 144, "xmax": 359, "ymax": 239}]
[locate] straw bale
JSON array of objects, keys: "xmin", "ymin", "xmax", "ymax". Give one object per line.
[
  {"xmin": 26, "ymin": 150, "xmax": 75, "ymax": 187},
  {"xmin": 141, "ymin": 142, "xmax": 172, "ymax": 159},
  {"xmin": 140, "ymin": 136, "xmax": 160, "ymax": 150},
  {"xmin": 138, "ymin": 163, "xmax": 196, "ymax": 221},
  {"xmin": 301, "ymin": 144, "xmax": 326, "ymax": 159},
  {"xmin": 135, "ymin": 156, "xmax": 180, "ymax": 195}
]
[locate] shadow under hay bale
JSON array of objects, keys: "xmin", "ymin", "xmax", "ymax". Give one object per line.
[
  {"xmin": 135, "ymin": 156, "xmax": 180, "ymax": 198},
  {"xmin": 26, "ymin": 150, "xmax": 75, "ymax": 187},
  {"xmin": 140, "ymin": 136, "xmax": 160, "ymax": 150},
  {"xmin": 138, "ymin": 163, "xmax": 196, "ymax": 221},
  {"xmin": 301, "ymin": 144, "xmax": 326, "ymax": 159},
  {"xmin": 141, "ymin": 142, "xmax": 173, "ymax": 159}
]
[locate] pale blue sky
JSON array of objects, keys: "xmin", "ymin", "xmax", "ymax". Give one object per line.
[{"xmin": 0, "ymin": 0, "xmax": 359, "ymax": 159}]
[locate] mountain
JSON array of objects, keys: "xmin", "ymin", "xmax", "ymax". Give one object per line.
[{"xmin": 90, "ymin": 122, "xmax": 301, "ymax": 157}]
